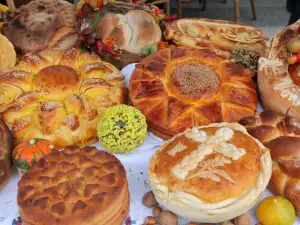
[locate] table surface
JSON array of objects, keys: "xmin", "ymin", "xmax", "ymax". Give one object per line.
[{"xmin": 0, "ymin": 63, "xmax": 299, "ymax": 225}]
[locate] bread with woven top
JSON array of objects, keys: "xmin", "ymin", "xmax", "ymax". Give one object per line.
[
  {"xmin": 239, "ymin": 110, "xmax": 300, "ymax": 216},
  {"xmin": 129, "ymin": 46, "xmax": 257, "ymax": 139},
  {"xmin": 0, "ymin": 49, "xmax": 126, "ymax": 148}
]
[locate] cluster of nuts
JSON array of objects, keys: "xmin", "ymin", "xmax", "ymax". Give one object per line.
[
  {"xmin": 142, "ymin": 191, "xmax": 258, "ymax": 225},
  {"xmin": 142, "ymin": 191, "xmax": 178, "ymax": 225}
]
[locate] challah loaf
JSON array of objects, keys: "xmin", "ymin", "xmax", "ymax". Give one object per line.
[
  {"xmin": 0, "ymin": 49, "xmax": 126, "ymax": 149},
  {"xmin": 239, "ymin": 110, "xmax": 300, "ymax": 216}
]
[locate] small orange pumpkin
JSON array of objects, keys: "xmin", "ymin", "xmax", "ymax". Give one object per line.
[{"xmin": 12, "ymin": 139, "xmax": 56, "ymax": 171}]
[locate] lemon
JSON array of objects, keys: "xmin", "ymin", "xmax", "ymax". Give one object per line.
[{"xmin": 256, "ymin": 196, "xmax": 296, "ymax": 225}]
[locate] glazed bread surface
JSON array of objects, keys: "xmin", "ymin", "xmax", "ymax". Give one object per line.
[
  {"xmin": 149, "ymin": 122, "xmax": 272, "ymax": 223},
  {"xmin": 129, "ymin": 46, "xmax": 257, "ymax": 139},
  {"xmin": 239, "ymin": 110, "xmax": 300, "ymax": 216},
  {"xmin": 17, "ymin": 146, "xmax": 129, "ymax": 225},
  {"xmin": 0, "ymin": 49, "xmax": 126, "ymax": 148}
]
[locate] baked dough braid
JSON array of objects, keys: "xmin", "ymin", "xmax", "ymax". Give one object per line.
[
  {"xmin": 0, "ymin": 49, "xmax": 126, "ymax": 148},
  {"xmin": 239, "ymin": 110, "xmax": 300, "ymax": 216}
]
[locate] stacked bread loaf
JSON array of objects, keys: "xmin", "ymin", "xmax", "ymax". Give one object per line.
[{"xmin": 17, "ymin": 146, "xmax": 129, "ymax": 225}]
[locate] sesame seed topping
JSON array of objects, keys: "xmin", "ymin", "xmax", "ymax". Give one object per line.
[
  {"xmin": 82, "ymin": 63, "xmax": 110, "ymax": 73},
  {"xmin": 41, "ymin": 101, "xmax": 61, "ymax": 112},
  {"xmin": 83, "ymin": 78, "xmax": 106, "ymax": 85},
  {"xmin": 0, "ymin": 71, "xmax": 28, "ymax": 80},
  {"xmin": 13, "ymin": 117, "xmax": 31, "ymax": 132},
  {"xmin": 172, "ymin": 64, "xmax": 220, "ymax": 97}
]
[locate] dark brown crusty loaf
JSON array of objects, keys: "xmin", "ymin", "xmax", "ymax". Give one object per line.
[
  {"xmin": 2, "ymin": 0, "xmax": 78, "ymax": 54},
  {"xmin": 239, "ymin": 110, "xmax": 300, "ymax": 216},
  {"xmin": 0, "ymin": 117, "xmax": 14, "ymax": 189}
]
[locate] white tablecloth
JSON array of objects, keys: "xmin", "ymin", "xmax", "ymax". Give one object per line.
[{"xmin": 0, "ymin": 63, "xmax": 299, "ymax": 225}]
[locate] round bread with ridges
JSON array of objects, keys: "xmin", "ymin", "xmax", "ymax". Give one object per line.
[
  {"xmin": 129, "ymin": 46, "xmax": 257, "ymax": 139},
  {"xmin": 17, "ymin": 145, "xmax": 129, "ymax": 225},
  {"xmin": 0, "ymin": 48, "xmax": 126, "ymax": 148},
  {"xmin": 148, "ymin": 122, "xmax": 272, "ymax": 223},
  {"xmin": 239, "ymin": 110, "xmax": 300, "ymax": 216},
  {"xmin": 2, "ymin": 0, "xmax": 79, "ymax": 54}
]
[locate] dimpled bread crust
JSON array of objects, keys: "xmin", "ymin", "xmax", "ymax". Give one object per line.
[{"xmin": 17, "ymin": 146, "xmax": 129, "ymax": 225}]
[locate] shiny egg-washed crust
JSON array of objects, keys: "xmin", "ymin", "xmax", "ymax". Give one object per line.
[
  {"xmin": 239, "ymin": 110, "xmax": 300, "ymax": 216},
  {"xmin": 165, "ymin": 18, "xmax": 268, "ymax": 57},
  {"xmin": 258, "ymin": 20, "xmax": 300, "ymax": 120},
  {"xmin": 0, "ymin": 49, "xmax": 126, "ymax": 148},
  {"xmin": 149, "ymin": 122, "xmax": 272, "ymax": 223},
  {"xmin": 0, "ymin": 118, "xmax": 14, "ymax": 190},
  {"xmin": 129, "ymin": 46, "xmax": 257, "ymax": 139},
  {"xmin": 18, "ymin": 146, "xmax": 129, "ymax": 225},
  {"xmin": 2, "ymin": 0, "xmax": 78, "ymax": 54}
]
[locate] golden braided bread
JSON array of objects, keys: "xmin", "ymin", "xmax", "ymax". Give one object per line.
[
  {"xmin": 239, "ymin": 110, "xmax": 300, "ymax": 216},
  {"xmin": 0, "ymin": 49, "xmax": 126, "ymax": 148}
]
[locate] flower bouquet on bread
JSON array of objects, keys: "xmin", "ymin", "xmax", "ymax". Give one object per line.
[{"xmin": 76, "ymin": 0, "xmax": 176, "ymax": 69}]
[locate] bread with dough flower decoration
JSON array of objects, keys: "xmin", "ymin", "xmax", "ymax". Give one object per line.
[
  {"xmin": 0, "ymin": 48, "xmax": 126, "ymax": 148},
  {"xmin": 148, "ymin": 122, "xmax": 272, "ymax": 223},
  {"xmin": 165, "ymin": 18, "xmax": 268, "ymax": 58}
]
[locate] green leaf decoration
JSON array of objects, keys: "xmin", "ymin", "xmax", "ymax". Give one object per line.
[
  {"xmin": 92, "ymin": 11, "xmax": 102, "ymax": 31},
  {"xmin": 80, "ymin": 45, "xmax": 89, "ymax": 53},
  {"xmin": 13, "ymin": 158, "xmax": 30, "ymax": 171}
]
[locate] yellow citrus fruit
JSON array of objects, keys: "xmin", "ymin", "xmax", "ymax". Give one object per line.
[{"xmin": 256, "ymin": 196, "xmax": 296, "ymax": 225}]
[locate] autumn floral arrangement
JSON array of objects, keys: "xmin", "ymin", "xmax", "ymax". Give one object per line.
[{"xmin": 76, "ymin": 0, "xmax": 176, "ymax": 68}]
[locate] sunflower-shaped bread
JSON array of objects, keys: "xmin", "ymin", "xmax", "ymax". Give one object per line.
[
  {"xmin": 129, "ymin": 47, "xmax": 257, "ymax": 139},
  {"xmin": 0, "ymin": 49, "xmax": 126, "ymax": 148}
]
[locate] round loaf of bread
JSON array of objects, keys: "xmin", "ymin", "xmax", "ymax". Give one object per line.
[
  {"xmin": 97, "ymin": 10, "xmax": 161, "ymax": 54},
  {"xmin": 0, "ymin": 118, "xmax": 14, "ymax": 189},
  {"xmin": 129, "ymin": 46, "xmax": 257, "ymax": 139},
  {"xmin": 148, "ymin": 122, "xmax": 272, "ymax": 223},
  {"xmin": 2, "ymin": 0, "xmax": 79, "ymax": 54},
  {"xmin": 0, "ymin": 49, "xmax": 126, "ymax": 148},
  {"xmin": 257, "ymin": 20, "xmax": 300, "ymax": 120},
  {"xmin": 239, "ymin": 110, "xmax": 300, "ymax": 216},
  {"xmin": 17, "ymin": 146, "xmax": 129, "ymax": 225}
]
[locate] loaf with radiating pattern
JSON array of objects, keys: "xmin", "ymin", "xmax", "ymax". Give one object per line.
[
  {"xmin": 0, "ymin": 49, "xmax": 126, "ymax": 148},
  {"xmin": 129, "ymin": 46, "xmax": 257, "ymax": 139}
]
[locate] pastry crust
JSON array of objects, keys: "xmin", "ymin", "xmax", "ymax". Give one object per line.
[
  {"xmin": 2, "ymin": 0, "xmax": 79, "ymax": 54},
  {"xmin": 96, "ymin": 10, "xmax": 161, "ymax": 54},
  {"xmin": 148, "ymin": 122, "xmax": 272, "ymax": 223},
  {"xmin": 0, "ymin": 118, "xmax": 14, "ymax": 190},
  {"xmin": 17, "ymin": 146, "xmax": 129, "ymax": 225},
  {"xmin": 165, "ymin": 18, "xmax": 268, "ymax": 57},
  {"xmin": 239, "ymin": 110, "xmax": 300, "ymax": 216},
  {"xmin": 258, "ymin": 20, "xmax": 300, "ymax": 120},
  {"xmin": 129, "ymin": 46, "xmax": 257, "ymax": 139},
  {"xmin": 0, "ymin": 49, "xmax": 126, "ymax": 148}
]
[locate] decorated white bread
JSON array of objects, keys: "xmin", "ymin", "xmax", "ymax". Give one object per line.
[
  {"xmin": 148, "ymin": 122, "xmax": 272, "ymax": 223},
  {"xmin": 258, "ymin": 19, "xmax": 300, "ymax": 119}
]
